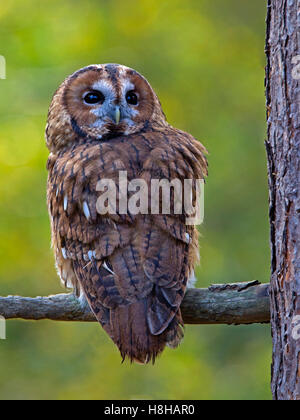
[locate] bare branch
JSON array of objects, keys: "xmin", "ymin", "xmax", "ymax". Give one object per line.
[{"xmin": 0, "ymin": 281, "xmax": 270, "ymax": 325}]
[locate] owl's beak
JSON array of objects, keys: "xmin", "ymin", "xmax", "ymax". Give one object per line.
[{"xmin": 114, "ymin": 106, "xmax": 121, "ymax": 125}]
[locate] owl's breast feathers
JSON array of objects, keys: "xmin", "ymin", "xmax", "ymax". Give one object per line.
[{"xmin": 47, "ymin": 127, "xmax": 207, "ymax": 363}]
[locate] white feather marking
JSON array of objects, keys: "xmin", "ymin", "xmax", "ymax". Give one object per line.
[
  {"xmin": 61, "ymin": 268, "xmax": 67, "ymax": 281},
  {"xmin": 187, "ymin": 271, "xmax": 197, "ymax": 289},
  {"xmin": 185, "ymin": 233, "xmax": 190, "ymax": 243},
  {"xmin": 90, "ymin": 117, "xmax": 105, "ymax": 128},
  {"xmin": 63, "ymin": 195, "xmax": 68, "ymax": 211},
  {"xmin": 83, "ymin": 201, "xmax": 91, "ymax": 220},
  {"xmin": 121, "ymin": 80, "xmax": 135, "ymax": 95},
  {"xmin": 56, "ymin": 187, "xmax": 59, "ymax": 197},
  {"xmin": 92, "ymin": 79, "xmax": 114, "ymax": 92},
  {"xmin": 62, "ymin": 247, "xmax": 67, "ymax": 260},
  {"xmin": 65, "ymin": 278, "xmax": 73, "ymax": 289},
  {"xmin": 88, "ymin": 250, "xmax": 94, "ymax": 261},
  {"xmin": 103, "ymin": 261, "xmax": 115, "ymax": 275},
  {"xmin": 79, "ymin": 289, "xmax": 88, "ymax": 305},
  {"xmin": 118, "ymin": 65, "xmax": 130, "ymax": 75}
]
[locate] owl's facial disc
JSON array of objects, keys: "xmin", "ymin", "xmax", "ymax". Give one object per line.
[{"xmin": 60, "ymin": 64, "xmax": 165, "ymax": 142}]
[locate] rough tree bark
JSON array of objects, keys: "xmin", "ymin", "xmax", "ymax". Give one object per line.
[{"xmin": 265, "ymin": 0, "xmax": 300, "ymax": 400}]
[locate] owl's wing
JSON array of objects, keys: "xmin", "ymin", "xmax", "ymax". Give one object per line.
[
  {"xmin": 137, "ymin": 127, "xmax": 207, "ymax": 336},
  {"xmin": 48, "ymin": 131, "xmax": 207, "ymax": 363}
]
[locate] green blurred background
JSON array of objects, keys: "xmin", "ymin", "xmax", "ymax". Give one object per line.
[{"xmin": 0, "ymin": 0, "xmax": 271, "ymax": 400}]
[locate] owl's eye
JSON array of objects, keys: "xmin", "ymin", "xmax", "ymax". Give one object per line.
[
  {"xmin": 126, "ymin": 91, "xmax": 138, "ymax": 106},
  {"xmin": 83, "ymin": 90, "xmax": 105, "ymax": 105}
]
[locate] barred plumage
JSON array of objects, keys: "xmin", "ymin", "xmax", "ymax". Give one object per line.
[{"xmin": 46, "ymin": 64, "xmax": 208, "ymax": 363}]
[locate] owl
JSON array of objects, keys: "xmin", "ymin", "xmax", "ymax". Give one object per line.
[{"xmin": 46, "ymin": 64, "xmax": 207, "ymax": 364}]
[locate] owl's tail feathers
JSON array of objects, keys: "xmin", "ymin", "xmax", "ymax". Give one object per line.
[{"xmin": 108, "ymin": 299, "xmax": 184, "ymax": 364}]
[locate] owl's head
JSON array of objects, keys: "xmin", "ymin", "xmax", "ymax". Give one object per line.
[{"xmin": 46, "ymin": 64, "xmax": 167, "ymax": 152}]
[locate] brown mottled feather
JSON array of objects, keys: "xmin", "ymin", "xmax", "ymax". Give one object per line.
[{"xmin": 46, "ymin": 64, "xmax": 207, "ymax": 364}]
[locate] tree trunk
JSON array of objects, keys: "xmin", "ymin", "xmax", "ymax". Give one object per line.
[{"xmin": 265, "ymin": 0, "xmax": 300, "ymax": 400}]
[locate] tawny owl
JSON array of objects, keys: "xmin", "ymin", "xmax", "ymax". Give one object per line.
[{"xmin": 46, "ymin": 64, "xmax": 207, "ymax": 364}]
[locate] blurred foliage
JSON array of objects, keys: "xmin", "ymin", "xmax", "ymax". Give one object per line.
[{"xmin": 0, "ymin": 0, "xmax": 271, "ymax": 400}]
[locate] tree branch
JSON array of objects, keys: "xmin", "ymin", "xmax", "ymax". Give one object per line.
[{"xmin": 0, "ymin": 281, "xmax": 270, "ymax": 325}]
